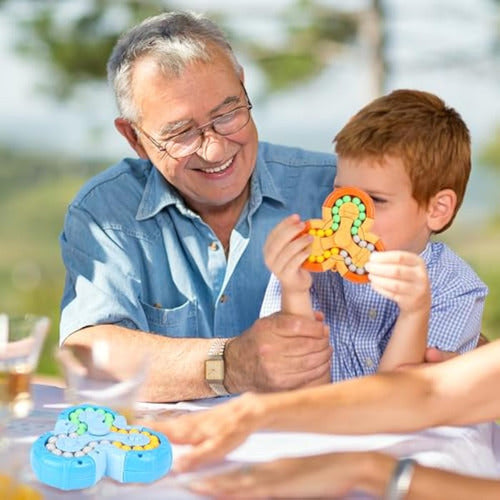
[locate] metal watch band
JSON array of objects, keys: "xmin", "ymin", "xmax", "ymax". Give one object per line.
[
  {"xmin": 208, "ymin": 337, "xmax": 229, "ymax": 357},
  {"xmin": 207, "ymin": 381, "xmax": 229, "ymax": 396},
  {"xmin": 205, "ymin": 337, "xmax": 230, "ymax": 396},
  {"xmin": 384, "ymin": 458, "xmax": 416, "ymax": 500}
]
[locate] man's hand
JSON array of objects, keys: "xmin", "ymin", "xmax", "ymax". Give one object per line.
[
  {"xmin": 425, "ymin": 334, "xmax": 489, "ymax": 363},
  {"xmin": 424, "ymin": 347, "xmax": 457, "ymax": 363},
  {"xmin": 225, "ymin": 311, "xmax": 332, "ymax": 393}
]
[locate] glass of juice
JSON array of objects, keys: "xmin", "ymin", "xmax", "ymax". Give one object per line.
[
  {"xmin": 0, "ymin": 314, "xmax": 49, "ymax": 500},
  {"xmin": 0, "ymin": 314, "xmax": 49, "ymax": 422}
]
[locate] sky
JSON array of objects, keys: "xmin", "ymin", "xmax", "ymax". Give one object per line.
[{"xmin": 1, "ymin": 0, "xmax": 499, "ymax": 221}]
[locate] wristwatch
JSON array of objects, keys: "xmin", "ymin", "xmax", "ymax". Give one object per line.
[{"xmin": 205, "ymin": 338, "xmax": 231, "ymax": 396}]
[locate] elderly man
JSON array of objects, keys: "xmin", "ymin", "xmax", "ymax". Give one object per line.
[
  {"xmin": 60, "ymin": 11, "xmax": 460, "ymax": 402},
  {"xmin": 59, "ymin": 11, "xmax": 335, "ymax": 401}
]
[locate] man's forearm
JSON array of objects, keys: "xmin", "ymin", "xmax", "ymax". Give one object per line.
[{"xmin": 63, "ymin": 325, "xmax": 215, "ymax": 402}]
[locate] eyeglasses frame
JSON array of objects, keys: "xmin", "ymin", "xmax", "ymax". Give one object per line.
[{"xmin": 132, "ymin": 84, "xmax": 253, "ymax": 160}]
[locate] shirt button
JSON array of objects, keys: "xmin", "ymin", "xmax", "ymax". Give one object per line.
[
  {"xmin": 209, "ymin": 241, "xmax": 219, "ymax": 251},
  {"xmin": 220, "ymin": 294, "xmax": 228, "ymax": 303},
  {"xmin": 368, "ymin": 308, "xmax": 377, "ymax": 319},
  {"xmin": 365, "ymin": 357, "xmax": 374, "ymax": 368}
]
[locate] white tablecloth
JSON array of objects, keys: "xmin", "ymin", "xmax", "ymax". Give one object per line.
[{"xmin": 4, "ymin": 384, "xmax": 500, "ymax": 499}]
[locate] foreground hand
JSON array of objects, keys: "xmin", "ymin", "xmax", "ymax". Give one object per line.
[
  {"xmin": 148, "ymin": 392, "xmax": 264, "ymax": 472},
  {"xmin": 225, "ymin": 311, "xmax": 332, "ymax": 393},
  {"xmin": 188, "ymin": 452, "xmax": 394, "ymax": 498}
]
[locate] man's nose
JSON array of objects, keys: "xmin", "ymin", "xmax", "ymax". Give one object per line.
[{"xmin": 196, "ymin": 129, "xmax": 228, "ymax": 163}]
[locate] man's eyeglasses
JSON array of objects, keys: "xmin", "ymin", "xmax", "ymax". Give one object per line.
[{"xmin": 133, "ymin": 85, "xmax": 253, "ymax": 160}]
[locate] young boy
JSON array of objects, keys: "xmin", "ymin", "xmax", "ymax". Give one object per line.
[{"xmin": 261, "ymin": 89, "xmax": 488, "ymax": 382}]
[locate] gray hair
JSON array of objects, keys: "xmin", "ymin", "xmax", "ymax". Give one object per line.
[{"xmin": 107, "ymin": 11, "xmax": 242, "ymax": 122}]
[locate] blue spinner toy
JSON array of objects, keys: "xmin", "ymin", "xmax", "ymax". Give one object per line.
[{"xmin": 30, "ymin": 404, "xmax": 172, "ymax": 490}]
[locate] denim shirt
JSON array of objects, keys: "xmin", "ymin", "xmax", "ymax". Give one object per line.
[{"xmin": 60, "ymin": 141, "xmax": 336, "ymax": 342}]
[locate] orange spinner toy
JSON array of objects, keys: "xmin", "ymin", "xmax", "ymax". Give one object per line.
[{"xmin": 302, "ymin": 186, "xmax": 385, "ymax": 283}]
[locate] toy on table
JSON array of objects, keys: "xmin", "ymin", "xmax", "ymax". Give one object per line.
[
  {"xmin": 302, "ymin": 186, "xmax": 384, "ymax": 283},
  {"xmin": 30, "ymin": 404, "xmax": 172, "ymax": 491}
]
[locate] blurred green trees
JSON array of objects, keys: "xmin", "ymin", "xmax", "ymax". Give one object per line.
[
  {"xmin": 0, "ymin": 149, "xmax": 103, "ymax": 373},
  {"xmin": 5, "ymin": 0, "xmax": 364, "ymax": 97},
  {"xmin": 1, "ymin": 1, "xmax": 500, "ymax": 379}
]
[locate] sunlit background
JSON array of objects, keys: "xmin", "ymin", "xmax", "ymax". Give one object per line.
[{"xmin": 2, "ymin": 0, "xmax": 500, "ymax": 376}]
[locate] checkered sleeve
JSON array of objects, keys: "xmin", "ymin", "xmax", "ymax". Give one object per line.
[
  {"xmin": 426, "ymin": 246, "xmax": 488, "ymax": 353},
  {"xmin": 428, "ymin": 283, "xmax": 487, "ymax": 353},
  {"xmin": 259, "ymin": 274, "xmax": 283, "ymax": 317}
]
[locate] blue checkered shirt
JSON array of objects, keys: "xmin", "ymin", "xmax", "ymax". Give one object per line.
[{"xmin": 260, "ymin": 241, "xmax": 488, "ymax": 382}]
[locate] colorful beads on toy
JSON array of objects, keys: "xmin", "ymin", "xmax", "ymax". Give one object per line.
[
  {"xmin": 30, "ymin": 404, "xmax": 172, "ymax": 491},
  {"xmin": 302, "ymin": 186, "xmax": 384, "ymax": 283}
]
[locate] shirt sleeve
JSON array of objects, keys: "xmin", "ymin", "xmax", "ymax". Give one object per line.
[
  {"xmin": 259, "ymin": 274, "xmax": 320, "ymax": 318},
  {"xmin": 59, "ymin": 205, "xmax": 148, "ymax": 343},
  {"xmin": 259, "ymin": 274, "xmax": 282, "ymax": 317},
  {"xmin": 427, "ymin": 276, "xmax": 488, "ymax": 353}
]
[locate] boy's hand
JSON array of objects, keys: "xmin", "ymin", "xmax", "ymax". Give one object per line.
[
  {"xmin": 365, "ymin": 250, "xmax": 431, "ymax": 314},
  {"xmin": 264, "ymin": 214, "xmax": 314, "ymax": 294}
]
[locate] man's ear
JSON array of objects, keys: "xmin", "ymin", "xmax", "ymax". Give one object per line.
[
  {"xmin": 426, "ymin": 188, "xmax": 457, "ymax": 232},
  {"xmin": 114, "ymin": 118, "xmax": 149, "ymax": 159}
]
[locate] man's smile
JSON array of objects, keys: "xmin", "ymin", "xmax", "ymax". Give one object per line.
[{"xmin": 198, "ymin": 156, "xmax": 234, "ymax": 174}]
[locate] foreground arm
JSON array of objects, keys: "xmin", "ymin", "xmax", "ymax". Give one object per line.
[
  {"xmin": 188, "ymin": 452, "xmax": 500, "ymax": 500},
  {"xmin": 65, "ymin": 311, "xmax": 331, "ymax": 402},
  {"xmin": 158, "ymin": 340, "xmax": 500, "ymax": 470}
]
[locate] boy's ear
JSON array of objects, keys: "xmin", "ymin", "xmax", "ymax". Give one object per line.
[
  {"xmin": 426, "ymin": 189, "xmax": 457, "ymax": 232},
  {"xmin": 114, "ymin": 118, "xmax": 149, "ymax": 159}
]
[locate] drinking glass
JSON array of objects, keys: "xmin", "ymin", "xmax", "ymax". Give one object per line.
[
  {"xmin": 0, "ymin": 314, "xmax": 50, "ymax": 423},
  {"xmin": 55, "ymin": 340, "xmax": 148, "ymax": 424},
  {"xmin": 53, "ymin": 341, "xmax": 150, "ymax": 497},
  {"xmin": 0, "ymin": 313, "xmax": 49, "ymax": 500}
]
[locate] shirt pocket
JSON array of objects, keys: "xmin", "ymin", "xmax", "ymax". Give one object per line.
[{"xmin": 140, "ymin": 299, "xmax": 198, "ymax": 337}]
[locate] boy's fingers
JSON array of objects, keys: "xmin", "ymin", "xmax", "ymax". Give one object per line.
[
  {"xmin": 369, "ymin": 275, "xmax": 426, "ymax": 299},
  {"xmin": 265, "ymin": 216, "xmax": 306, "ymax": 264},
  {"xmin": 367, "ymin": 264, "xmax": 425, "ymax": 283},
  {"xmin": 266, "ymin": 235, "xmax": 313, "ymax": 278},
  {"xmin": 368, "ymin": 250, "xmax": 422, "ymax": 266}
]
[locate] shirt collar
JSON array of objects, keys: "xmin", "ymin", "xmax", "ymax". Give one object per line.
[
  {"xmin": 135, "ymin": 144, "xmax": 285, "ymax": 221},
  {"xmin": 136, "ymin": 165, "xmax": 185, "ymax": 221},
  {"xmin": 420, "ymin": 240, "xmax": 432, "ymax": 263},
  {"xmin": 248, "ymin": 147, "xmax": 285, "ymax": 213}
]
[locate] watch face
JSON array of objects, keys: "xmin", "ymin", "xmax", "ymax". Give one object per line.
[{"xmin": 205, "ymin": 359, "xmax": 224, "ymax": 382}]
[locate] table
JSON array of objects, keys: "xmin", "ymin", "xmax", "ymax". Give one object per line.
[{"xmin": 4, "ymin": 384, "xmax": 500, "ymax": 499}]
